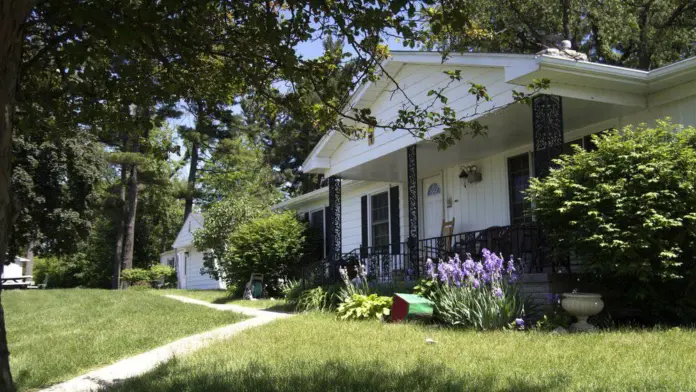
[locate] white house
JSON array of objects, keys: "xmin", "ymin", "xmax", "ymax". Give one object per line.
[
  {"xmin": 274, "ymin": 49, "xmax": 696, "ymax": 287},
  {"xmin": 161, "ymin": 213, "xmax": 225, "ymax": 290}
]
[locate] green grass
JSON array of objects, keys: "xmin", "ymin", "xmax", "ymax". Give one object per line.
[
  {"xmin": 104, "ymin": 312, "xmax": 696, "ymax": 392},
  {"xmin": 159, "ymin": 289, "xmax": 287, "ymax": 310},
  {"xmin": 4, "ymin": 289, "xmax": 247, "ymax": 391}
]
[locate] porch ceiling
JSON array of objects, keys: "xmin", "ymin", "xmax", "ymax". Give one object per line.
[{"xmin": 336, "ymin": 97, "xmax": 640, "ymax": 182}]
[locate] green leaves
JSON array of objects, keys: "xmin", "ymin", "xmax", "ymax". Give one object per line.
[
  {"xmin": 336, "ymin": 294, "xmax": 393, "ymax": 321},
  {"xmin": 527, "ymin": 120, "xmax": 696, "ymax": 320}
]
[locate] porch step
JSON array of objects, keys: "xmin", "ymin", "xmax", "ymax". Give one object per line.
[{"xmin": 521, "ymin": 273, "xmax": 551, "ymax": 284}]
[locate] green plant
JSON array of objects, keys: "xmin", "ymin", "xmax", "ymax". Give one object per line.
[
  {"xmin": 527, "ymin": 120, "xmax": 696, "ymax": 323},
  {"xmin": 120, "ymin": 268, "xmax": 152, "ymax": 286},
  {"xmin": 149, "ymin": 265, "xmax": 177, "ymax": 287},
  {"xmin": 295, "ymin": 287, "xmax": 331, "ymax": 312},
  {"xmin": 412, "ymin": 278, "xmax": 437, "ymax": 298},
  {"xmin": 534, "ymin": 295, "xmax": 572, "ymax": 331},
  {"xmin": 431, "ymin": 282, "xmax": 527, "ymax": 330},
  {"xmin": 423, "ymin": 253, "xmax": 528, "ymax": 330},
  {"xmin": 280, "ymin": 279, "xmax": 303, "ymax": 302},
  {"xmin": 336, "ymin": 294, "xmax": 393, "ymax": 321},
  {"xmin": 219, "ymin": 211, "xmax": 306, "ymax": 295}
]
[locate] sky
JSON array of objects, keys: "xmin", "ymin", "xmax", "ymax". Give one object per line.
[{"xmin": 168, "ymin": 36, "xmax": 412, "ymax": 179}]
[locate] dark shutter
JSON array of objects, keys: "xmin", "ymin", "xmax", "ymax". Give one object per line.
[
  {"xmin": 389, "ymin": 186, "xmax": 400, "ymax": 254},
  {"xmin": 360, "ymin": 195, "xmax": 368, "ymax": 258},
  {"xmin": 324, "ymin": 207, "xmax": 330, "ymax": 259},
  {"xmin": 302, "ymin": 212, "xmax": 309, "ymax": 223}
]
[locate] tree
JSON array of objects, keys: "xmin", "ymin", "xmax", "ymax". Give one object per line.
[
  {"xmin": 219, "ymin": 211, "xmax": 306, "ymax": 295},
  {"xmin": 423, "ymin": 0, "xmax": 696, "ymax": 70},
  {"xmin": 1, "ymin": 1, "xmax": 550, "ymax": 389},
  {"xmin": 177, "ymin": 55, "xmax": 239, "ymax": 222},
  {"xmin": 527, "ymin": 120, "xmax": 696, "ymax": 323}
]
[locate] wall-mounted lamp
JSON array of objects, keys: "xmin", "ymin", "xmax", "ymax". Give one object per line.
[{"xmin": 459, "ymin": 165, "xmax": 482, "ymax": 187}]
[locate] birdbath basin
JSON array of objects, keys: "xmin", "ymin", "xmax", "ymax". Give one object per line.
[{"xmin": 561, "ymin": 293, "xmax": 604, "ymax": 332}]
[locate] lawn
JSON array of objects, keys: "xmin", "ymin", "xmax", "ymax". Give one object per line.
[
  {"xmin": 159, "ymin": 289, "xmax": 287, "ymax": 310},
  {"xmin": 4, "ymin": 289, "xmax": 247, "ymax": 391},
  {"xmin": 104, "ymin": 312, "xmax": 696, "ymax": 392}
]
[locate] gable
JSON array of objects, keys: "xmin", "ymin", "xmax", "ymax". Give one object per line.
[{"xmin": 172, "ymin": 213, "xmax": 204, "ymax": 249}]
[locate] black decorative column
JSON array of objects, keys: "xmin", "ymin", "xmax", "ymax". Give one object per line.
[
  {"xmin": 328, "ymin": 176, "xmax": 342, "ymax": 281},
  {"xmin": 531, "ymin": 94, "xmax": 565, "ymax": 273},
  {"xmin": 532, "ymin": 95, "xmax": 564, "ymax": 178},
  {"xmin": 406, "ymin": 145, "xmax": 420, "ymax": 277}
]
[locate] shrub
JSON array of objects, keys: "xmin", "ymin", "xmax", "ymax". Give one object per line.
[
  {"xmin": 150, "ymin": 265, "xmax": 177, "ymax": 287},
  {"xmin": 336, "ymin": 294, "xmax": 393, "ymax": 321},
  {"xmin": 424, "ymin": 251, "xmax": 528, "ymax": 330},
  {"xmin": 194, "ymin": 196, "xmax": 267, "ymax": 281},
  {"xmin": 527, "ymin": 120, "xmax": 696, "ymax": 323},
  {"xmin": 295, "ymin": 286, "xmax": 331, "ymax": 312},
  {"xmin": 280, "ymin": 279, "xmax": 303, "ymax": 303},
  {"xmin": 33, "ymin": 254, "xmax": 103, "ymax": 288},
  {"xmin": 220, "ymin": 211, "xmax": 306, "ymax": 295},
  {"xmin": 120, "ymin": 268, "xmax": 151, "ymax": 286}
]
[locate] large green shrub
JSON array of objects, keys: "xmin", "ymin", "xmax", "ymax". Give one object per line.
[
  {"xmin": 33, "ymin": 254, "xmax": 104, "ymax": 288},
  {"xmin": 194, "ymin": 195, "xmax": 267, "ymax": 281},
  {"xmin": 219, "ymin": 211, "xmax": 306, "ymax": 294},
  {"xmin": 527, "ymin": 120, "xmax": 696, "ymax": 322},
  {"xmin": 150, "ymin": 265, "xmax": 177, "ymax": 287}
]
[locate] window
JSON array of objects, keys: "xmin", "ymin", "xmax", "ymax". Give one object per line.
[
  {"xmin": 507, "ymin": 153, "xmax": 533, "ymax": 224},
  {"xmin": 371, "ymin": 192, "xmax": 390, "ymax": 248},
  {"xmin": 563, "ymin": 131, "xmax": 607, "ymax": 155},
  {"xmin": 427, "ymin": 183, "xmax": 441, "ymax": 196},
  {"xmin": 309, "ymin": 209, "xmax": 325, "ymax": 258}
]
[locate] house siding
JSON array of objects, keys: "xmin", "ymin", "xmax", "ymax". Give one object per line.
[
  {"xmin": 183, "ymin": 248, "xmax": 224, "ymax": 290},
  {"xmin": 285, "ymin": 85, "xmax": 696, "ymax": 252},
  {"xmin": 328, "ymin": 65, "xmax": 514, "ymax": 177}
]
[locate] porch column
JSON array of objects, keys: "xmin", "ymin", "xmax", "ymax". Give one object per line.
[
  {"xmin": 406, "ymin": 145, "xmax": 419, "ymax": 276},
  {"xmin": 328, "ymin": 176, "xmax": 342, "ymax": 280},
  {"xmin": 532, "ymin": 94, "xmax": 564, "ymax": 178}
]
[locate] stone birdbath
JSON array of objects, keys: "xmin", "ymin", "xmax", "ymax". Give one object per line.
[{"xmin": 561, "ymin": 293, "xmax": 604, "ymax": 332}]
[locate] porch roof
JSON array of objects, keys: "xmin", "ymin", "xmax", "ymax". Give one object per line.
[{"xmin": 302, "ymin": 52, "xmax": 696, "ymax": 176}]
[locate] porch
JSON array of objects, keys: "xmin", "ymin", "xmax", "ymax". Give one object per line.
[{"xmin": 303, "ymin": 92, "xmax": 639, "ymax": 286}]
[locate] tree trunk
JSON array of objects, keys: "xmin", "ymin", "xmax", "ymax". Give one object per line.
[
  {"xmin": 111, "ymin": 164, "xmax": 127, "ymax": 289},
  {"xmin": 637, "ymin": 3, "xmax": 652, "ymax": 70},
  {"xmin": 561, "ymin": 0, "xmax": 571, "ymax": 41},
  {"xmin": 184, "ymin": 101, "xmax": 205, "ymax": 224},
  {"xmin": 183, "ymin": 140, "xmax": 199, "ymax": 223},
  {"xmin": 24, "ymin": 241, "xmax": 33, "ymax": 276},
  {"xmin": 121, "ymin": 141, "xmax": 140, "ymax": 272},
  {"xmin": 1, "ymin": 2, "xmax": 36, "ymax": 391}
]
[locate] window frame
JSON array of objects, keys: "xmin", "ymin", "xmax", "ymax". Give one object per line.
[
  {"xmin": 308, "ymin": 207, "xmax": 327, "ymax": 258},
  {"xmin": 507, "ymin": 152, "xmax": 534, "ymax": 225},
  {"xmin": 369, "ymin": 190, "xmax": 391, "ymax": 250}
]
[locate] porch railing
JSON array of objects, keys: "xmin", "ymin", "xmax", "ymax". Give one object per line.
[{"xmin": 301, "ymin": 223, "xmax": 555, "ymax": 287}]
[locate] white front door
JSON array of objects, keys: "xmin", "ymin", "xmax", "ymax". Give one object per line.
[
  {"xmin": 423, "ymin": 175, "xmax": 444, "ymax": 239},
  {"xmin": 177, "ymin": 250, "xmax": 187, "ymax": 288}
]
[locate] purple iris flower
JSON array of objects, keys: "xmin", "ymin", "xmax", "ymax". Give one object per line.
[
  {"xmin": 472, "ymin": 279, "xmax": 480, "ymax": 289},
  {"xmin": 515, "ymin": 318, "xmax": 524, "ymax": 327},
  {"xmin": 492, "ymin": 287, "xmax": 503, "ymax": 298}
]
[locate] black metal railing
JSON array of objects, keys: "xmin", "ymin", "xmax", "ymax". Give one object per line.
[
  {"xmin": 301, "ymin": 223, "xmax": 553, "ymax": 288},
  {"xmin": 418, "ymin": 223, "xmax": 546, "ymax": 273}
]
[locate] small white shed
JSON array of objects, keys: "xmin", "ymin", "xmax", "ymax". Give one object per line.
[{"xmin": 160, "ymin": 213, "xmax": 225, "ymax": 290}]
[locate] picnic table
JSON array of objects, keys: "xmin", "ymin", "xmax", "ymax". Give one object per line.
[{"xmin": 1, "ymin": 275, "xmax": 34, "ymax": 289}]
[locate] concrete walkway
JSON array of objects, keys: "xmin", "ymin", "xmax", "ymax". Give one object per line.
[{"xmin": 42, "ymin": 295, "xmax": 292, "ymax": 392}]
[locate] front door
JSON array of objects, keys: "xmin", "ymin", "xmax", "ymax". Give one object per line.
[
  {"xmin": 423, "ymin": 175, "xmax": 444, "ymax": 239},
  {"xmin": 177, "ymin": 250, "xmax": 187, "ymax": 288}
]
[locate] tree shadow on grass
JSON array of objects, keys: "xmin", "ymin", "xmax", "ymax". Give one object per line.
[{"xmin": 100, "ymin": 358, "xmax": 576, "ymax": 392}]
